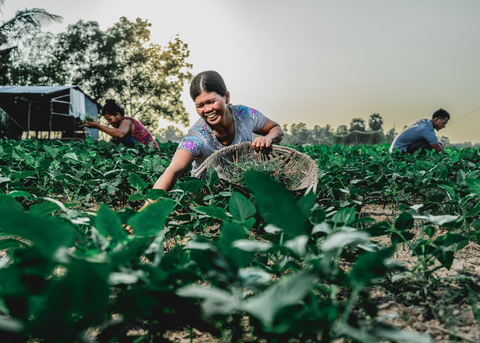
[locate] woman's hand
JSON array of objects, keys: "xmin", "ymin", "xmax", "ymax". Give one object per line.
[
  {"xmin": 253, "ymin": 118, "xmax": 284, "ymax": 151},
  {"xmin": 252, "ymin": 136, "xmax": 272, "ymax": 151},
  {"xmin": 123, "ymin": 199, "xmax": 159, "ymax": 235},
  {"xmin": 124, "ymin": 224, "xmax": 134, "ymax": 235},
  {"xmin": 84, "ymin": 120, "xmax": 99, "ymax": 129}
]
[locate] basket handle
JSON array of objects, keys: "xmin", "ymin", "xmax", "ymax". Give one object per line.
[
  {"xmin": 305, "ymin": 182, "xmax": 318, "ymax": 195},
  {"xmin": 192, "ymin": 165, "xmax": 206, "ymax": 178}
]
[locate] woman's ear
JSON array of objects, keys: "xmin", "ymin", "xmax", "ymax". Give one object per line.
[{"xmin": 225, "ymin": 90, "xmax": 231, "ymax": 105}]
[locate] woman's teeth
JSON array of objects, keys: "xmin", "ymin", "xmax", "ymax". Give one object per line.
[{"xmin": 206, "ymin": 113, "xmax": 218, "ymax": 119}]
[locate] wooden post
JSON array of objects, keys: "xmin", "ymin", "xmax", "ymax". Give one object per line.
[
  {"xmin": 27, "ymin": 102, "xmax": 31, "ymax": 139},
  {"xmin": 49, "ymin": 101, "xmax": 53, "ymax": 139}
]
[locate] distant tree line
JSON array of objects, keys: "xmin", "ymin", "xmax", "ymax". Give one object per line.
[
  {"xmin": 281, "ymin": 123, "xmax": 334, "ymax": 146},
  {"xmin": 1, "ymin": 7, "xmax": 193, "ymax": 135},
  {"xmin": 282, "ymin": 113, "xmax": 398, "ymax": 146},
  {"xmin": 449, "ymin": 141, "xmax": 480, "ymax": 149}
]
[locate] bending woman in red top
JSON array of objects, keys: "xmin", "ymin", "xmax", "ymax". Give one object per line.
[{"xmin": 85, "ymin": 99, "xmax": 159, "ymax": 149}]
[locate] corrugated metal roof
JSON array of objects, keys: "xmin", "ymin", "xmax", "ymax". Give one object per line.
[{"xmin": 0, "ymin": 85, "xmax": 77, "ymax": 94}]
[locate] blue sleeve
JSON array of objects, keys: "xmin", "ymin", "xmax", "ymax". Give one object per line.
[
  {"xmin": 423, "ymin": 128, "xmax": 438, "ymax": 145},
  {"xmin": 177, "ymin": 135, "xmax": 202, "ymax": 157}
]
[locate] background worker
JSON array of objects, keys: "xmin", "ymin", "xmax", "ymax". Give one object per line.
[
  {"xmin": 389, "ymin": 109, "xmax": 450, "ymax": 154},
  {"xmin": 85, "ymin": 99, "xmax": 159, "ymax": 149}
]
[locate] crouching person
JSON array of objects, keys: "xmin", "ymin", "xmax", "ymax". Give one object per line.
[{"xmin": 389, "ymin": 109, "xmax": 450, "ymax": 155}]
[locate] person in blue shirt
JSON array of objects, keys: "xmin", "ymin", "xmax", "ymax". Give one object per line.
[{"xmin": 389, "ymin": 109, "xmax": 450, "ymax": 154}]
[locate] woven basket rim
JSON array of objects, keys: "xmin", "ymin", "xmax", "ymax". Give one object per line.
[{"xmin": 192, "ymin": 142, "xmax": 319, "ymax": 192}]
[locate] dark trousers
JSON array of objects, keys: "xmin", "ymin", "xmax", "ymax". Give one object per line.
[
  {"xmin": 406, "ymin": 139, "xmax": 432, "ymax": 155},
  {"xmin": 110, "ymin": 136, "xmax": 136, "ymax": 148}
]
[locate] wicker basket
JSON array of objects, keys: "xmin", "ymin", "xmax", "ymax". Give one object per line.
[{"xmin": 191, "ymin": 142, "xmax": 319, "ymax": 194}]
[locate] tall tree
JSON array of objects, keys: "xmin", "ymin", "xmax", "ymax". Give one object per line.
[
  {"xmin": 368, "ymin": 113, "xmax": 383, "ymax": 131},
  {"xmin": 103, "ymin": 17, "xmax": 192, "ymax": 130},
  {"xmin": 0, "ymin": 3, "xmax": 62, "ymax": 45},
  {"xmin": 0, "ymin": 1, "xmax": 62, "ymax": 83},
  {"xmin": 312, "ymin": 125, "xmax": 332, "ymax": 145},
  {"xmin": 385, "ymin": 127, "xmax": 397, "ymax": 145},
  {"xmin": 349, "ymin": 118, "xmax": 366, "ymax": 132},
  {"xmin": 52, "ymin": 20, "xmax": 121, "ymax": 98},
  {"xmin": 4, "ymin": 27, "xmax": 57, "ymax": 85},
  {"xmin": 335, "ymin": 125, "xmax": 348, "ymax": 136},
  {"xmin": 290, "ymin": 122, "xmax": 312, "ymax": 145}
]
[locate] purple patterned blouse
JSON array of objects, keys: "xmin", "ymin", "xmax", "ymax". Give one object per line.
[{"xmin": 177, "ymin": 105, "xmax": 268, "ymax": 172}]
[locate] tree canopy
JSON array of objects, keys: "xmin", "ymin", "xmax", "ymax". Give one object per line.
[
  {"xmin": 0, "ymin": 2, "xmax": 62, "ymax": 45},
  {"xmin": 0, "ymin": 1, "xmax": 62, "ymax": 84},
  {"xmin": 1, "ymin": 16, "xmax": 193, "ymax": 133},
  {"xmin": 282, "ymin": 122, "xmax": 332, "ymax": 145},
  {"xmin": 349, "ymin": 118, "xmax": 366, "ymax": 132},
  {"xmin": 368, "ymin": 113, "xmax": 383, "ymax": 131},
  {"xmin": 335, "ymin": 125, "xmax": 348, "ymax": 136},
  {"xmin": 385, "ymin": 127, "xmax": 397, "ymax": 144}
]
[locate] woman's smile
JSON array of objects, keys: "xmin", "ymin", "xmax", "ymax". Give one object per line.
[{"xmin": 206, "ymin": 112, "xmax": 218, "ymax": 120}]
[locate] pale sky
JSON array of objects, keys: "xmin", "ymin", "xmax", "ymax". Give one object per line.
[{"xmin": 2, "ymin": 0, "xmax": 480, "ymax": 143}]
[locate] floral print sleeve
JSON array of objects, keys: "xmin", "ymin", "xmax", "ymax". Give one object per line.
[
  {"xmin": 178, "ymin": 135, "xmax": 202, "ymax": 156},
  {"xmin": 234, "ymin": 105, "xmax": 268, "ymax": 132}
]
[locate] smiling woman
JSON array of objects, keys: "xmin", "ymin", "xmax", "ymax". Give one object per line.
[{"xmin": 150, "ymin": 70, "xmax": 284, "ymax": 193}]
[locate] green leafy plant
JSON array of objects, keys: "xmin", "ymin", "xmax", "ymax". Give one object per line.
[
  {"xmin": 1, "ymin": 138, "xmax": 479, "ymax": 342},
  {"xmin": 83, "ymin": 114, "xmax": 95, "ymax": 122}
]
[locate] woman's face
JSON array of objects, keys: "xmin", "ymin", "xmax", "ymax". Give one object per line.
[
  {"xmin": 194, "ymin": 91, "xmax": 230, "ymax": 126},
  {"xmin": 104, "ymin": 112, "xmax": 123, "ymax": 128}
]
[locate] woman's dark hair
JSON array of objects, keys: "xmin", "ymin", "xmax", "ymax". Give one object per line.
[
  {"xmin": 102, "ymin": 99, "xmax": 125, "ymax": 116},
  {"xmin": 190, "ymin": 70, "xmax": 227, "ymax": 101},
  {"xmin": 432, "ymin": 108, "xmax": 450, "ymax": 120}
]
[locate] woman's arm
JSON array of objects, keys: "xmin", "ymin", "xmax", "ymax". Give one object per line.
[
  {"xmin": 252, "ymin": 118, "xmax": 284, "ymax": 151},
  {"xmin": 152, "ymin": 149, "xmax": 196, "ymax": 192},
  {"xmin": 85, "ymin": 119, "xmax": 132, "ymax": 138},
  {"xmin": 127, "ymin": 149, "xmax": 194, "ymax": 232},
  {"xmin": 139, "ymin": 149, "xmax": 194, "ymax": 212}
]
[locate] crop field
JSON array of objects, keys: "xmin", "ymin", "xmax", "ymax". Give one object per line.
[{"xmin": 1, "ymin": 138, "xmax": 480, "ymax": 343}]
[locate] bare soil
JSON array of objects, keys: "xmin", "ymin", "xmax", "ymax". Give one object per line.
[{"xmin": 361, "ymin": 204, "xmax": 480, "ymax": 343}]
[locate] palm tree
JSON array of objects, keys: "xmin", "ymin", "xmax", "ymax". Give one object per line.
[
  {"xmin": 0, "ymin": 0, "xmax": 63, "ymax": 45},
  {"xmin": 0, "ymin": 0, "xmax": 62, "ymax": 90}
]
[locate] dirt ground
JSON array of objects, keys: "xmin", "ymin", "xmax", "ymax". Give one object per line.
[{"xmin": 361, "ymin": 204, "xmax": 480, "ymax": 343}]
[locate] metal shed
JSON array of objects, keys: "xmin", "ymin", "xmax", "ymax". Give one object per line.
[{"xmin": 0, "ymin": 85, "xmax": 100, "ymax": 140}]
